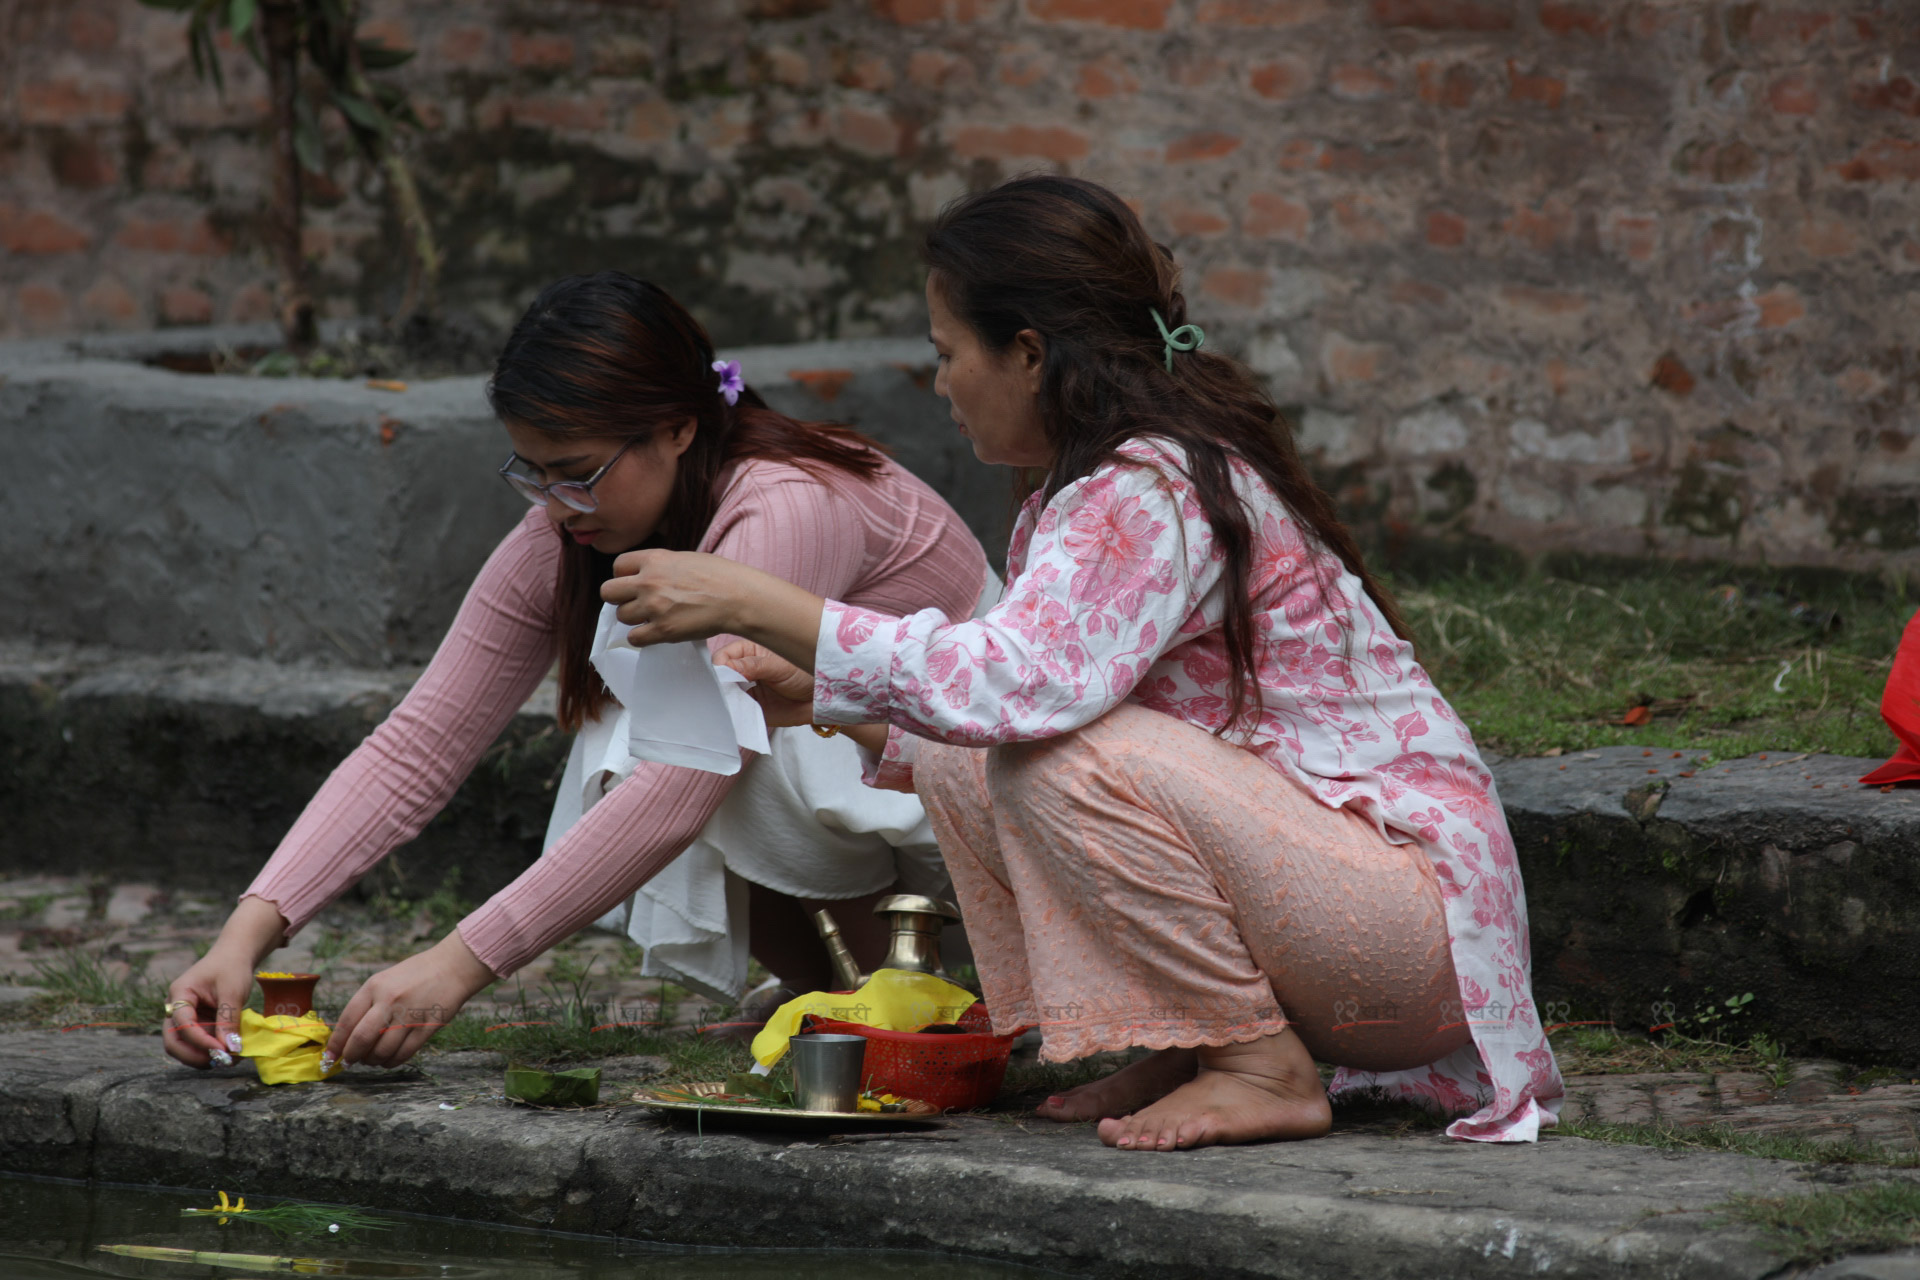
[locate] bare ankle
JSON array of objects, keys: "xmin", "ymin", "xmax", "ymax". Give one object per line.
[{"xmin": 1197, "ymin": 1030, "xmax": 1322, "ymax": 1090}]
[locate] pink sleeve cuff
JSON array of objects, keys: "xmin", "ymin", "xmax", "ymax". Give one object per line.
[
  {"xmin": 813, "ymin": 599, "xmax": 902, "ymax": 725},
  {"xmin": 862, "ymin": 725, "xmax": 917, "ymax": 793}
]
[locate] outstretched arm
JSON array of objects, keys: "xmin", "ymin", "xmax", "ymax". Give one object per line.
[{"xmin": 165, "ymin": 512, "xmax": 558, "ymax": 1069}]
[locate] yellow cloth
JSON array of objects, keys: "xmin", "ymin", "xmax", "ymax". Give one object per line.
[
  {"xmin": 750, "ymin": 969, "xmax": 977, "ymax": 1068},
  {"xmin": 238, "ymin": 1009, "xmax": 342, "ymax": 1084}
]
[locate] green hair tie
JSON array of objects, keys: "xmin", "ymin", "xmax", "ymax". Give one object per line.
[{"xmin": 1150, "ymin": 308, "xmax": 1205, "ymax": 373}]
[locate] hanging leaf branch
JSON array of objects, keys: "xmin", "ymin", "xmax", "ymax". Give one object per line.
[{"xmin": 139, "ymin": 0, "xmax": 442, "ymax": 348}]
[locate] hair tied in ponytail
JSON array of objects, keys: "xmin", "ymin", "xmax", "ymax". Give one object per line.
[{"xmin": 1150, "ymin": 308, "xmax": 1205, "ymax": 373}]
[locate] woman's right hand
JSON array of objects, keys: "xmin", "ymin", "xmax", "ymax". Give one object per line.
[
  {"xmin": 162, "ymin": 896, "xmax": 288, "ymax": 1069},
  {"xmin": 715, "ymin": 640, "xmax": 816, "ymax": 728}
]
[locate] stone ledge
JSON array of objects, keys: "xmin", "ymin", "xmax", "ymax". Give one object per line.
[
  {"xmin": 0, "ymin": 1028, "xmax": 1834, "ymax": 1280},
  {"xmin": 0, "ymin": 641, "xmax": 563, "ymax": 901},
  {"xmin": 1505, "ymin": 748, "xmax": 1920, "ymax": 1064},
  {"xmin": 0, "ymin": 327, "xmax": 1000, "ymax": 667}
]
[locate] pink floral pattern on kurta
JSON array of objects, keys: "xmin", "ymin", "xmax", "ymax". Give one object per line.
[{"xmin": 814, "ymin": 437, "xmax": 1564, "ymax": 1142}]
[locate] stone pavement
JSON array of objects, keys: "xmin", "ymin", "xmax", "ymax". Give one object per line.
[{"xmin": 0, "ymin": 872, "xmax": 704, "ymax": 1035}]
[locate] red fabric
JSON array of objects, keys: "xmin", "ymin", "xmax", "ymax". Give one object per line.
[{"xmin": 1861, "ymin": 607, "xmax": 1920, "ymax": 785}]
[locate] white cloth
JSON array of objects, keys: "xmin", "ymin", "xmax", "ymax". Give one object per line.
[
  {"xmin": 586, "ymin": 604, "xmax": 768, "ymax": 773},
  {"xmin": 545, "ymin": 583, "xmax": 999, "ymax": 1002}
]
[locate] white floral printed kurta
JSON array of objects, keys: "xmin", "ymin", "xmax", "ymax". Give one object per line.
[{"xmin": 813, "ymin": 437, "xmax": 1564, "ymax": 1142}]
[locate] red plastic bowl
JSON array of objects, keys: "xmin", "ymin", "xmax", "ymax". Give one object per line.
[{"xmin": 803, "ymin": 1003, "xmax": 1020, "ymax": 1112}]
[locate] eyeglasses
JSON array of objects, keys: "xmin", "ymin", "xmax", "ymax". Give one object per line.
[{"xmin": 497, "ymin": 439, "xmax": 636, "ymax": 514}]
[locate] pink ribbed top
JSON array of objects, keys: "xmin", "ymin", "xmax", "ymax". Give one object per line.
[{"xmin": 244, "ymin": 456, "xmax": 989, "ymax": 977}]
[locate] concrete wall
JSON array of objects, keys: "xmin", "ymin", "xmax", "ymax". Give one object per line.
[
  {"xmin": 0, "ymin": 330, "xmax": 1001, "ymax": 664},
  {"xmin": 5, "ymin": 2, "xmax": 1920, "ymax": 570},
  {"xmin": 0, "ymin": 329, "xmax": 528, "ymax": 666}
]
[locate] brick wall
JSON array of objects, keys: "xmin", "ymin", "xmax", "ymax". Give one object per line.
[{"xmin": 4, "ymin": 1, "xmax": 1918, "ymax": 568}]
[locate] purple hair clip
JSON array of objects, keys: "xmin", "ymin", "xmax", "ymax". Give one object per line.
[{"xmin": 713, "ymin": 359, "xmax": 744, "ymax": 406}]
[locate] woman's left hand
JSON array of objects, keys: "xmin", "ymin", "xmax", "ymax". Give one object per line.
[
  {"xmin": 603, "ymin": 550, "xmax": 826, "ymax": 671},
  {"xmin": 323, "ymin": 931, "xmax": 496, "ymax": 1070},
  {"xmin": 715, "ymin": 639, "xmax": 816, "ymax": 728}
]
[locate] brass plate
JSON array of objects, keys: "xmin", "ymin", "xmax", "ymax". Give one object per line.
[{"xmin": 633, "ymin": 1083, "xmax": 946, "ymax": 1129}]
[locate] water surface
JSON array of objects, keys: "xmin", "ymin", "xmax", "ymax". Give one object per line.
[{"xmin": 0, "ymin": 1174, "xmax": 1045, "ymax": 1278}]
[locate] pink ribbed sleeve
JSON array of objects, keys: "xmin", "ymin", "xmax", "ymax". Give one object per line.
[
  {"xmin": 245, "ymin": 457, "xmax": 988, "ymax": 979},
  {"xmin": 242, "ymin": 509, "xmax": 560, "ymax": 940}
]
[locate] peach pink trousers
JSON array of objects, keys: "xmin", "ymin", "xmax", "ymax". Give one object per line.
[{"xmin": 916, "ymin": 703, "xmax": 1474, "ymax": 1072}]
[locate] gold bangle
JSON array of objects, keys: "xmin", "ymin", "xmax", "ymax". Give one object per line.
[{"xmin": 810, "ymin": 724, "xmax": 840, "ymax": 738}]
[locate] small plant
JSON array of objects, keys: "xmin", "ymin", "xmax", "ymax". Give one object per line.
[
  {"xmin": 29, "ymin": 947, "xmax": 168, "ymax": 1027},
  {"xmin": 137, "ymin": 0, "xmax": 440, "ymax": 348},
  {"xmin": 367, "ymin": 868, "xmax": 471, "ymax": 943},
  {"xmin": 1570, "ymin": 1025, "xmax": 1624, "ymax": 1057},
  {"xmin": 1686, "ymin": 991, "xmax": 1755, "ymax": 1038},
  {"xmin": 1748, "ymin": 1033, "xmax": 1793, "ymax": 1091},
  {"xmin": 0, "ymin": 893, "xmax": 55, "ymax": 923},
  {"xmin": 308, "ymin": 925, "xmax": 354, "ymax": 968}
]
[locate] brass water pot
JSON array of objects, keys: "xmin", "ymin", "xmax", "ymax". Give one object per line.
[{"xmin": 814, "ymin": 894, "xmax": 962, "ymax": 989}]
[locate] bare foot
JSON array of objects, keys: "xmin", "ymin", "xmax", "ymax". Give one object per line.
[
  {"xmin": 1036, "ymin": 1048, "xmax": 1198, "ymax": 1122},
  {"xmin": 1096, "ymin": 1030, "xmax": 1331, "ymax": 1151}
]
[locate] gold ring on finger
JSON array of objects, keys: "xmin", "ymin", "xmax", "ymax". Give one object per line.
[{"xmin": 164, "ymin": 999, "xmax": 193, "ymax": 1016}]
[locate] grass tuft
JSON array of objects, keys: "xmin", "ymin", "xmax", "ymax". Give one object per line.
[
  {"xmin": 1394, "ymin": 557, "xmax": 1907, "ymax": 758},
  {"xmin": 1720, "ymin": 1181, "xmax": 1920, "ymax": 1265},
  {"xmin": 1549, "ymin": 1025, "xmax": 1791, "ymax": 1081},
  {"xmin": 1559, "ymin": 1117, "xmax": 1920, "ymax": 1168},
  {"xmin": 25, "ymin": 947, "xmax": 168, "ymax": 1028}
]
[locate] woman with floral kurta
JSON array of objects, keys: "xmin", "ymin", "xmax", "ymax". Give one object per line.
[{"xmin": 600, "ymin": 176, "xmax": 1564, "ymax": 1148}]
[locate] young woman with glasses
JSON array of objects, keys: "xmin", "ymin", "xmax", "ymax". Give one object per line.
[
  {"xmin": 162, "ymin": 272, "xmax": 991, "ymax": 1073},
  {"xmin": 595, "ymin": 177, "xmax": 1563, "ymax": 1149}
]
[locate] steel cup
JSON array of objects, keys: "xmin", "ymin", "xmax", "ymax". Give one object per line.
[{"xmin": 789, "ymin": 1033, "xmax": 867, "ymax": 1112}]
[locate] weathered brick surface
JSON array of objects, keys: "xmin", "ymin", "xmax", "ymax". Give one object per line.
[{"xmin": 4, "ymin": 1, "xmax": 1919, "ymax": 567}]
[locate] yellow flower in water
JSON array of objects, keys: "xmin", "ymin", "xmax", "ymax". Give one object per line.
[
  {"xmin": 182, "ymin": 1191, "xmax": 251, "ymax": 1224},
  {"xmin": 253, "ymin": 971, "xmax": 297, "ymax": 980}
]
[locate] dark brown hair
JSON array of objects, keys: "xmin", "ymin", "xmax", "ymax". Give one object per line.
[
  {"xmin": 924, "ymin": 175, "xmax": 1412, "ymax": 736},
  {"xmin": 488, "ymin": 271, "xmax": 884, "ymax": 730}
]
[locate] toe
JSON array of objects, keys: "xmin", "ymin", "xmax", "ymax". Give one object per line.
[{"xmin": 1174, "ymin": 1113, "xmax": 1217, "ymax": 1149}]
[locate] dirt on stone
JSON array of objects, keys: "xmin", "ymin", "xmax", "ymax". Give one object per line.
[{"xmin": 150, "ymin": 311, "xmax": 505, "ymax": 382}]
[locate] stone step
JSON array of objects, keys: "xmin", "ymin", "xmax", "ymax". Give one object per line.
[
  {"xmin": 5, "ymin": 639, "xmax": 1916, "ymax": 1065},
  {"xmin": 0, "ymin": 327, "xmax": 1004, "ymax": 669},
  {"xmin": 0, "ymin": 640, "xmax": 564, "ymax": 906},
  {"xmin": 1504, "ymin": 747, "xmax": 1920, "ymax": 1066}
]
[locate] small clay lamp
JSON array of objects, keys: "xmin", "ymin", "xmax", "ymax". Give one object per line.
[{"xmin": 254, "ymin": 971, "xmax": 320, "ymax": 1018}]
